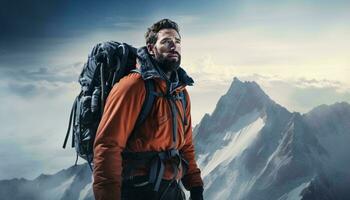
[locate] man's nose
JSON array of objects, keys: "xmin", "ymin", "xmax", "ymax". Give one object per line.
[{"xmin": 166, "ymin": 40, "xmax": 176, "ymax": 50}]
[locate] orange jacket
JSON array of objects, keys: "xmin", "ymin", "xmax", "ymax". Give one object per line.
[{"xmin": 93, "ymin": 48, "xmax": 203, "ymax": 200}]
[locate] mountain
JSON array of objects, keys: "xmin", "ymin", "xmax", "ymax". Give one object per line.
[
  {"xmin": 194, "ymin": 78, "xmax": 350, "ymax": 200},
  {"xmin": 0, "ymin": 164, "xmax": 94, "ymax": 200},
  {"xmin": 1, "ymin": 77, "xmax": 349, "ymax": 200}
]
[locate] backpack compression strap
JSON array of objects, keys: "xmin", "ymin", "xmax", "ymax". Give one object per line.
[{"xmin": 63, "ymin": 96, "xmax": 78, "ymax": 149}]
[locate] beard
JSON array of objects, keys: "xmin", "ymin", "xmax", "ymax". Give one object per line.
[{"xmin": 153, "ymin": 52, "xmax": 181, "ymax": 73}]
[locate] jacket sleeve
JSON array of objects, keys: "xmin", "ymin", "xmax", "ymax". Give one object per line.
[
  {"xmin": 92, "ymin": 74, "xmax": 146, "ymax": 200},
  {"xmin": 180, "ymin": 89, "xmax": 204, "ymax": 190}
]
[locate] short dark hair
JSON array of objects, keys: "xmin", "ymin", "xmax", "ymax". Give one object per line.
[{"xmin": 145, "ymin": 19, "xmax": 180, "ymax": 45}]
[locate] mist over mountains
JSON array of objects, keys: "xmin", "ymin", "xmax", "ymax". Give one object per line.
[{"xmin": 1, "ymin": 77, "xmax": 349, "ymax": 200}]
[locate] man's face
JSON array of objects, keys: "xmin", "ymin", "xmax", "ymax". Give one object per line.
[{"xmin": 148, "ymin": 28, "xmax": 181, "ymax": 72}]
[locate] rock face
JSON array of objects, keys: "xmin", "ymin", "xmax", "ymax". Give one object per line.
[{"xmin": 1, "ymin": 77, "xmax": 349, "ymax": 200}]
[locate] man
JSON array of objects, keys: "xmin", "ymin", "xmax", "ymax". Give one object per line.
[{"xmin": 93, "ymin": 19, "xmax": 204, "ymax": 200}]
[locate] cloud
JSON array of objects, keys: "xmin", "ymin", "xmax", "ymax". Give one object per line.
[
  {"xmin": 0, "ymin": 62, "xmax": 82, "ymax": 98},
  {"xmin": 294, "ymin": 78, "xmax": 344, "ymax": 90},
  {"xmin": 113, "ymin": 22, "xmax": 140, "ymax": 29},
  {"xmin": 239, "ymin": 74, "xmax": 350, "ymax": 113},
  {"xmin": 6, "ymin": 82, "xmax": 38, "ymax": 97},
  {"xmin": 110, "ymin": 16, "xmax": 148, "ymax": 29},
  {"xmin": 0, "ymin": 140, "xmax": 43, "ymax": 180},
  {"xmin": 3, "ymin": 62, "xmax": 82, "ymax": 82},
  {"xmin": 170, "ymin": 15, "xmax": 201, "ymax": 25},
  {"xmin": 0, "ymin": 66, "xmax": 82, "ymax": 179},
  {"xmin": 4, "ymin": 80, "xmax": 78, "ymax": 98},
  {"xmin": 246, "ymin": 73, "xmax": 347, "ymax": 91}
]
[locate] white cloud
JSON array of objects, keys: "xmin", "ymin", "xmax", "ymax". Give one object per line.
[{"xmin": 237, "ymin": 74, "xmax": 350, "ymax": 113}]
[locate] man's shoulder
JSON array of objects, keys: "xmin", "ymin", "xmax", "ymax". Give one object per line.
[
  {"xmin": 110, "ymin": 73, "xmax": 145, "ymax": 95},
  {"xmin": 120, "ymin": 72, "xmax": 144, "ymax": 86}
]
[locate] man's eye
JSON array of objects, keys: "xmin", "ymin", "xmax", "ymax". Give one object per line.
[
  {"xmin": 163, "ymin": 38, "xmax": 170, "ymax": 41},
  {"xmin": 160, "ymin": 39, "xmax": 180, "ymax": 45}
]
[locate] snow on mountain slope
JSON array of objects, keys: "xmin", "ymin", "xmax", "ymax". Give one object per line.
[
  {"xmin": 278, "ymin": 181, "xmax": 310, "ymax": 200},
  {"xmin": 43, "ymin": 175, "xmax": 76, "ymax": 200},
  {"xmin": 201, "ymin": 116, "xmax": 264, "ymax": 177},
  {"xmin": 79, "ymin": 182, "xmax": 93, "ymax": 200}
]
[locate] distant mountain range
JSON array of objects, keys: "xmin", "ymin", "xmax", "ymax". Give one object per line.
[
  {"xmin": 0, "ymin": 163, "xmax": 93, "ymax": 200},
  {"xmin": 1, "ymin": 77, "xmax": 349, "ymax": 200}
]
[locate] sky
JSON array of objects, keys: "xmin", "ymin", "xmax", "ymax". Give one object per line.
[{"xmin": 0, "ymin": 0, "xmax": 349, "ymax": 180}]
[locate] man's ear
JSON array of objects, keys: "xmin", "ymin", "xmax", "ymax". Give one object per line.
[{"xmin": 147, "ymin": 44, "xmax": 154, "ymax": 56}]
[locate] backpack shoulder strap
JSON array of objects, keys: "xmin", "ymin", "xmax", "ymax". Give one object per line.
[
  {"xmin": 134, "ymin": 79, "xmax": 156, "ymax": 128},
  {"xmin": 133, "ymin": 78, "xmax": 189, "ymax": 131},
  {"xmin": 179, "ymin": 90, "xmax": 188, "ymax": 125}
]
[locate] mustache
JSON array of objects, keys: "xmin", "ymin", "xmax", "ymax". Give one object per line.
[{"xmin": 168, "ymin": 51, "xmax": 181, "ymax": 57}]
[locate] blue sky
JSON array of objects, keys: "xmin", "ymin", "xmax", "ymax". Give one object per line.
[{"xmin": 0, "ymin": 0, "xmax": 349, "ymax": 180}]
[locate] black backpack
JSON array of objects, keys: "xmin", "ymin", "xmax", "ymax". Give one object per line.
[{"xmin": 62, "ymin": 41, "xmax": 159, "ymax": 170}]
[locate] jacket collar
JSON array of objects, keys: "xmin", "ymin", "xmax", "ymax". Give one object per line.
[{"xmin": 136, "ymin": 47, "xmax": 194, "ymax": 87}]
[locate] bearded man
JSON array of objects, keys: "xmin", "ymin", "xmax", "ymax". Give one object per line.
[{"xmin": 93, "ymin": 18, "xmax": 204, "ymax": 200}]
